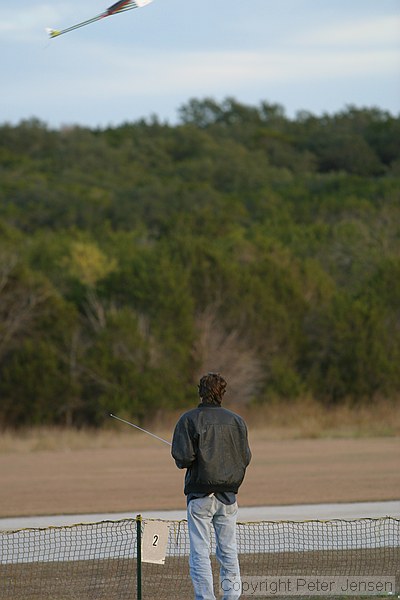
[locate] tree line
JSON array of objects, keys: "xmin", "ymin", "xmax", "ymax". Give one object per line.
[{"xmin": 0, "ymin": 98, "xmax": 399, "ymax": 427}]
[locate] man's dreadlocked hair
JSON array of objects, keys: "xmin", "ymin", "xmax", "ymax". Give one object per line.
[{"xmin": 198, "ymin": 372, "xmax": 227, "ymax": 406}]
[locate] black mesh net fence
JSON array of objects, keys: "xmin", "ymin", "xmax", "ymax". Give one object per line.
[{"xmin": 0, "ymin": 517, "xmax": 398, "ymax": 599}]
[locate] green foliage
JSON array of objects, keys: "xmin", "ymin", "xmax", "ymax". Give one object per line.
[
  {"xmin": 0, "ymin": 99, "xmax": 399, "ymax": 426},
  {"xmin": 0, "ymin": 339, "xmax": 70, "ymax": 426}
]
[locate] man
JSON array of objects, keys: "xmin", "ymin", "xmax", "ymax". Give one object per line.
[{"xmin": 172, "ymin": 372, "xmax": 251, "ymax": 600}]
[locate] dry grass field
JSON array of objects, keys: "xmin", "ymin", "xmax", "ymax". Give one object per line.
[{"xmin": 0, "ymin": 401, "xmax": 399, "ymax": 518}]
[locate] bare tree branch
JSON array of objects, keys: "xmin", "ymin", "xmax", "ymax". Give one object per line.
[
  {"xmin": 193, "ymin": 304, "xmax": 265, "ymax": 404},
  {"xmin": 0, "ymin": 253, "xmax": 53, "ymax": 360},
  {"xmin": 83, "ymin": 290, "xmax": 108, "ymax": 333}
]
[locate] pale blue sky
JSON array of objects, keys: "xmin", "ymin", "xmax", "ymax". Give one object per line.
[{"xmin": 1, "ymin": 0, "xmax": 399, "ymax": 127}]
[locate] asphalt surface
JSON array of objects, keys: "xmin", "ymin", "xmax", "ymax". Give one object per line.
[{"xmin": 0, "ymin": 500, "xmax": 399, "ymax": 531}]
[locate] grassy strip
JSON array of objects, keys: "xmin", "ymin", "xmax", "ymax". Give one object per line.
[
  {"xmin": 0, "ymin": 548, "xmax": 398, "ymax": 600},
  {"xmin": 1, "ymin": 399, "xmax": 399, "ymax": 455}
]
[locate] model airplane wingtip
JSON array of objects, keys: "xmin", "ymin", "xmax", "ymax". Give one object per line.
[{"xmin": 46, "ymin": 27, "xmax": 61, "ymax": 38}]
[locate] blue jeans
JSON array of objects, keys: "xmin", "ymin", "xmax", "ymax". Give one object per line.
[{"xmin": 187, "ymin": 494, "xmax": 241, "ymax": 600}]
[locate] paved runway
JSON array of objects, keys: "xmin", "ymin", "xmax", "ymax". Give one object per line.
[{"xmin": 0, "ymin": 500, "xmax": 398, "ymax": 531}]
